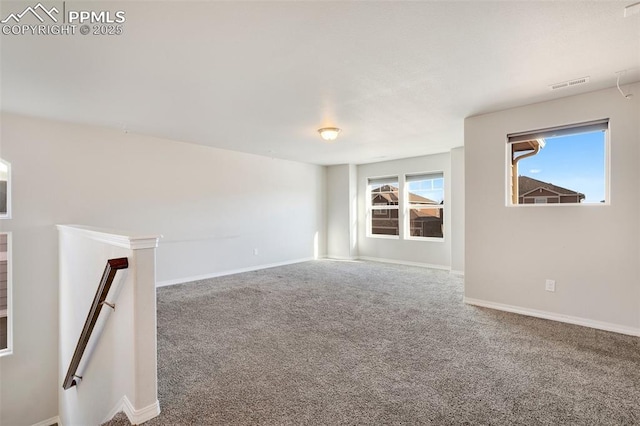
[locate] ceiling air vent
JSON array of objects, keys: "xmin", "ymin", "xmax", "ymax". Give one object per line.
[{"xmin": 549, "ymin": 76, "xmax": 590, "ymax": 91}]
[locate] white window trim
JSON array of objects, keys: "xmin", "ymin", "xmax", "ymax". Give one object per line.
[
  {"xmin": 506, "ymin": 119, "xmax": 610, "ymax": 207},
  {"xmin": 405, "ymin": 236, "xmax": 445, "ymax": 242},
  {"xmin": 0, "ymin": 232, "xmax": 13, "ymax": 357},
  {"xmin": 404, "ymin": 172, "xmax": 445, "ymax": 241},
  {"xmin": 0, "ymin": 159, "xmax": 11, "ymax": 220},
  {"xmin": 367, "ymin": 176, "xmax": 400, "ymax": 239},
  {"xmin": 369, "ymin": 233, "xmax": 400, "ymax": 240}
]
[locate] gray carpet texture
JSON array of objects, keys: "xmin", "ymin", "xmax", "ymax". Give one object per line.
[{"xmin": 104, "ymin": 260, "xmax": 640, "ymax": 425}]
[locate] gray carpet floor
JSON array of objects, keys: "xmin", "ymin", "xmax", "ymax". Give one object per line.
[{"xmin": 105, "ymin": 260, "xmax": 640, "ymax": 425}]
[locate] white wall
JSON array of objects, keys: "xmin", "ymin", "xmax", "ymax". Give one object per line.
[
  {"xmin": 59, "ymin": 229, "xmax": 131, "ymax": 425},
  {"xmin": 464, "ymin": 84, "xmax": 640, "ymax": 334},
  {"xmin": 58, "ymin": 226, "xmax": 160, "ymax": 426},
  {"xmin": 357, "ymin": 153, "xmax": 452, "ymax": 268},
  {"xmin": 450, "ymin": 147, "xmax": 465, "ymax": 275},
  {"xmin": 0, "ymin": 113, "xmax": 327, "ymax": 426},
  {"xmin": 326, "ymin": 164, "xmax": 357, "ymax": 259}
]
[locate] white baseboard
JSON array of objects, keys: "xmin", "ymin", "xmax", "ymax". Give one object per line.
[
  {"xmin": 325, "ymin": 255, "xmax": 359, "ymax": 261},
  {"xmin": 123, "ymin": 396, "xmax": 161, "ymax": 425},
  {"xmin": 464, "ymin": 297, "xmax": 640, "ymax": 337},
  {"xmin": 104, "ymin": 396, "xmax": 160, "ymax": 425},
  {"xmin": 156, "ymin": 257, "xmax": 316, "ymax": 287},
  {"xmin": 157, "ymin": 256, "xmax": 456, "ymax": 287},
  {"xmin": 450, "ymin": 269, "xmax": 465, "ymax": 277},
  {"xmin": 31, "ymin": 416, "xmax": 61, "ymax": 426},
  {"xmin": 358, "ymin": 256, "xmax": 450, "ymax": 271}
]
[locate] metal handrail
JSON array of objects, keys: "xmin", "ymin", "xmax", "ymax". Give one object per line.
[{"xmin": 62, "ymin": 257, "xmax": 128, "ymax": 390}]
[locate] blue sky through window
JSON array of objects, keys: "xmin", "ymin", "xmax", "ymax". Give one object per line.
[
  {"xmin": 518, "ymin": 131, "xmax": 606, "ymax": 203},
  {"xmin": 407, "ymin": 177, "xmax": 444, "ymax": 203}
]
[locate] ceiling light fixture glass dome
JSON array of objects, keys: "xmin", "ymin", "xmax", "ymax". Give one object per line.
[{"xmin": 318, "ymin": 127, "xmax": 341, "ymax": 142}]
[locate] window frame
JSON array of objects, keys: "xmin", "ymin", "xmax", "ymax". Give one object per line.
[
  {"xmin": 404, "ymin": 172, "xmax": 445, "ymax": 241},
  {"xmin": 0, "ymin": 232, "xmax": 12, "ymax": 357},
  {"xmin": 533, "ymin": 197, "xmax": 549, "ymax": 204},
  {"xmin": 367, "ymin": 176, "xmax": 400, "ymax": 239},
  {"xmin": 506, "ymin": 119, "xmax": 610, "ymax": 207},
  {"xmin": 0, "ymin": 159, "xmax": 11, "ymax": 220}
]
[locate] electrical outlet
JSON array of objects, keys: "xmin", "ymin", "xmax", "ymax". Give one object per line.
[
  {"xmin": 545, "ymin": 279, "xmax": 556, "ymax": 292},
  {"xmin": 253, "ymin": 248, "xmax": 259, "ymax": 256}
]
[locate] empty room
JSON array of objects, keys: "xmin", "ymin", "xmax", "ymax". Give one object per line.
[{"xmin": 0, "ymin": 1, "xmax": 639, "ymax": 425}]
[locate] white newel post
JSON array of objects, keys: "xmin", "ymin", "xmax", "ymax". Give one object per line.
[
  {"xmin": 131, "ymin": 246, "xmax": 159, "ymax": 415},
  {"xmin": 57, "ymin": 225, "xmax": 162, "ymax": 426}
]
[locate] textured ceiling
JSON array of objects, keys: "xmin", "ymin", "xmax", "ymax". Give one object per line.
[{"xmin": 1, "ymin": 1, "xmax": 639, "ymax": 165}]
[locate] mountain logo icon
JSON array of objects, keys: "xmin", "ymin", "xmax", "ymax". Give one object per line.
[{"xmin": 1, "ymin": 3, "xmax": 59, "ymax": 24}]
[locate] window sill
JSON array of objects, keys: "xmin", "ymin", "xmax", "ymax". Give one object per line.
[
  {"xmin": 367, "ymin": 234, "xmax": 400, "ymax": 240},
  {"xmin": 405, "ymin": 236, "xmax": 445, "ymax": 242},
  {"xmin": 507, "ymin": 202, "xmax": 610, "ymax": 207}
]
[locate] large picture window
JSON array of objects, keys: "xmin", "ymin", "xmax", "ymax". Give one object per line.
[
  {"xmin": 368, "ymin": 177, "xmax": 399, "ymax": 237},
  {"xmin": 508, "ymin": 119, "xmax": 608, "ymax": 205},
  {"xmin": 406, "ymin": 173, "xmax": 444, "ymax": 239}
]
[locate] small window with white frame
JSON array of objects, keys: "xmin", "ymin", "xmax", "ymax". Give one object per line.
[
  {"xmin": 0, "ymin": 232, "xmax": 11, "ymax": 355},
  {"xmin": 368, "ymin": 177, "xmax": 399, "ymax": 237},
  {"xmin": 508, "ymin": 119, "xmax": 608, "ymax": 205},
  {"xmin": 405, "ymin": 173, "xmax": 444, "ymax": 239},
  {"xmin": 0, "ymin": 159, "xmax": 10, "ymax": 219},
  {"xmin": 0, "ymin": 158, "xmax": 12, "ymax": 355}
]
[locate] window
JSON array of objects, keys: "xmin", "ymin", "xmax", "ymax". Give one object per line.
[
  {"xmin": 406, "ymin": 173, "xmax": 444, "ymax": 239},
  {"xmin": 368, "ymin": 177, "xmax": 399, "ymax": 237},
  {"xmin": 0, "ymin": 233, "xmax": 11, "ymax": 355},
  {"xmin": 0, "ymin": 159, "xmax": 10, "ymax": 355},
  {"xmin": 0, "ymin": 159, "xmax": 10, "ymax": 219},
  {"xmin": 508, "ymin": 119, "xmax": 608, "ymax": 205}
]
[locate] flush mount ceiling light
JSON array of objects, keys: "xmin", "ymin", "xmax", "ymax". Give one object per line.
[{"xmin": 318, "ymin": 127, "xmax": 341, "ymax": 142}]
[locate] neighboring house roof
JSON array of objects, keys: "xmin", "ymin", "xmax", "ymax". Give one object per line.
[
  {"xmin": 410, "ymin": 208, "xmax": 441, "ymax": 219},
  {"xmin": 372, "ymin": 185, "xmax": 399, "ymax": 204},
  {"xmin": 518, "ymin": 176, "xmax": 585, "ymax": 200},
  {"xmin": 372, "ymin": 185, "xmax": 439, "ymax": 205}
]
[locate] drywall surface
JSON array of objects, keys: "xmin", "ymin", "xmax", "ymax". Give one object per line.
[
  {"xmin": 465, "ymin": 84, "xmax": 640, "ymax": 332},
  {"xmin": 326, "ymin": 164, "xmax": 357, "ymax": 259},
  {"xmin": 0, "ymin": 113, "xmax": 326, "ymax": 425},
  {"xmin": 58, "ymin": 226, "xmax": 160, "ymax": 426},
  {"xmin": 450, "ymin": 147, "xmax": 465, "ymax": 274},
  {"xmin": 357, "ymin": 153, "xmax": 452, "ymax": 268},
  {"xmin": 58, "ymin": 229, "xmax": 135, "ymax": 426}
]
